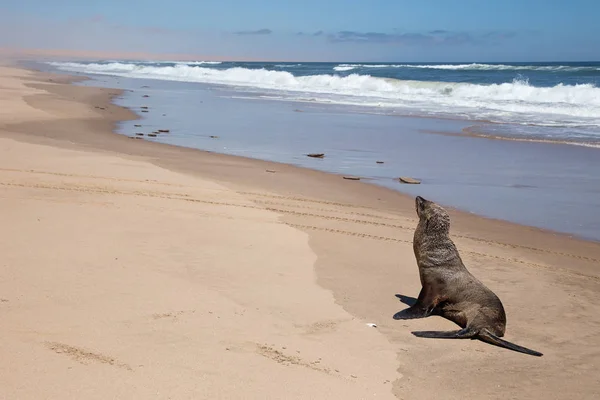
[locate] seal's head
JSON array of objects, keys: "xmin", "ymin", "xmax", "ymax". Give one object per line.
[{"xmin": 415, "ymin": 196, "xmax": 450, "ymax": 233}]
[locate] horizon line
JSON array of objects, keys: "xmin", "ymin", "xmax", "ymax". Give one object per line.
[{"xmin": 1, "ymin": 47, "xmax": 598, "ymax": 64}]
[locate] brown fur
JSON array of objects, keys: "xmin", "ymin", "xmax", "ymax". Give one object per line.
[{"xmin": 394, "ymin": 196, "xmax": 543, "ymax": 357}]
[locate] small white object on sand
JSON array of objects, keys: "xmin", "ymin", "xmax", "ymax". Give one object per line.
[{"xmin": 366, "ymin": 323, "xmax": 377, "ymax": 328}]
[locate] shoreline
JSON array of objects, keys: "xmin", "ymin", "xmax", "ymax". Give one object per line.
[
  {"xmin": 42, "ymin": 58, "xmax": 600, "ymax": 147},
  {"xmin": 39, "ymin": 58, "xmax": 600, "ymax": 152},
  {"xmin": 19, "ymin": 62, "xmax": 599, "ymax": 244},
  {"xmin": 2, "ymin": 61, "xmax": 600, "ymax": 399},
  {"xmin": 14, "ymin": 62, "xmax": 600, "ymax": 254},
  {"xmin": 53, "ymin": 61, "xmax": 600, "ymax": 243},
  {"xmin": 461, "ymin": 124, "xmax": 600, "ymax": 149}
]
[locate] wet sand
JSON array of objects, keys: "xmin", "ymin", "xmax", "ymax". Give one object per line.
[{"xmin": 1, "ymin": 62, "xmax": 600, "ymax": 399}]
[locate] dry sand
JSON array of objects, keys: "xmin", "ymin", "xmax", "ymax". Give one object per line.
[{"xmin": 1, "ymin": 63, "xmax": 599, "ymax": 399}]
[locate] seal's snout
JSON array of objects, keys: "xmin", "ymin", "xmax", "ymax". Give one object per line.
[
  {"xmin": 416, "ymin": 196, "xmax": 428, "ymax": 208},
  {"xmin": 416, "ymin": 195, "xmax": 430, "ymax": 204},
  {"xmin": 415, "ymin": 196, "xmax": 426, "ymax": 216}
]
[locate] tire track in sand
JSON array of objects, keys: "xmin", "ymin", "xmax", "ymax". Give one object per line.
[{"xmin": 1, "ymin": 179, "xmax": 598, "ymax": 273}]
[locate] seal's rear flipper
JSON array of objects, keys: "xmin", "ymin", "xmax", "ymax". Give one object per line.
[
  {"xmin": 411, "ymin": 327, "xmax": 476, "ymax": 339},
  {"xmin": 478, "ymin": 330, "xmax": 543, "ymax": 357}
]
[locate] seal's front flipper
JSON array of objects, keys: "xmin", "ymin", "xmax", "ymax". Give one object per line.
[
  {"xmin": 394, "ymin": 286, "xmax": 443, "ymax": 320},
  {"xmin": 393, "ymin": 306, "xmax": 430, "ymax": 320},
  {"xmin": 412, "ymin": 327, "xmax": 477, "ymax": 339},
  {"xmin": 395, "ymin": 294, "xmax": 418, "ymax": 307}
]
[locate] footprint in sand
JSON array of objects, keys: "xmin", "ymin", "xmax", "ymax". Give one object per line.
[
  {"xmin": 45, "ymin": 342, "xmax": 132, "ymax": 370},
  {"xmin": 151, "ymin": 310, "xmax": 196, "ymax": 320},
  {"xmin": 299, "ymin": 318, "xmax": 349, "ymax": 335}
]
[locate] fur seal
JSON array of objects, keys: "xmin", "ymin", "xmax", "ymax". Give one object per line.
[{"xmin": 395, "ymin": 196, "xmax": 543, "ymax": 357}]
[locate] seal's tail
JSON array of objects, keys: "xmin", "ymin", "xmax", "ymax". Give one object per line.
[{"xmin": 478, "ymin": 329, "xmax": 543, "ymax": 357}]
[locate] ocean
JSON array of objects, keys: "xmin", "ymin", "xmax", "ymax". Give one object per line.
[
  {"xmin": 44, "ymin": 60, "xmax": 600, "ymax": 241},
  {"xmin": 49, "ymin": 60, "xmax": 600, "ymax": 147}
]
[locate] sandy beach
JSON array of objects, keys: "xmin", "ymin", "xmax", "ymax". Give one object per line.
[{"xmin": 1, "ymin": 61, "xmax": 600, "ymax": 399}]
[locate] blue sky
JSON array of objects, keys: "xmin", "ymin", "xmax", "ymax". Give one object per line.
[{"xmin": 1, "ymin": 0, "xmax": 598, "ymax": 61}]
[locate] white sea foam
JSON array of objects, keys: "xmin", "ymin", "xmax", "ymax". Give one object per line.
[
  {"xmin": 101, "ymin": 60, "xmax": 223, "ymax": 66},
  {"xmin": 48, "ymin": 61, "xmax": 600, "ymax": 128},
  {"xmin": 334, "ymin": 63, "xmax": 600, "ymax": 72},
  {"xmin": 333, "ymin": 64, "xmax": 397, "ymax": 71},
  {"xmin": 332, "ymin": 65, "xmax": 357, "ymax": 71},
  {"xmin": 403, "ymin": 63, "xmax": 600, "ymax": 72},
  {"xmin": 184, "ymin": 61, "xmax": 223, "ymax": 65}
]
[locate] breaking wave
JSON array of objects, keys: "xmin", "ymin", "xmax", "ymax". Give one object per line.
[
  {"xmin": 333, "ymin": 63, "xmax": 600, "ymax": 72},
  {"xmin": 48, "ymin": 61, "xmax": 600, "ymax": 128},
  {"xmin": 184, "ymin": 61, "xmax": 223, "ymax": 66}
]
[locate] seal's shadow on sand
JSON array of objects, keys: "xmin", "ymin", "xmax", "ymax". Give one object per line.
[{"xmin": 393, "ymin": 294, "xmax": 418, "ymax": 320}]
